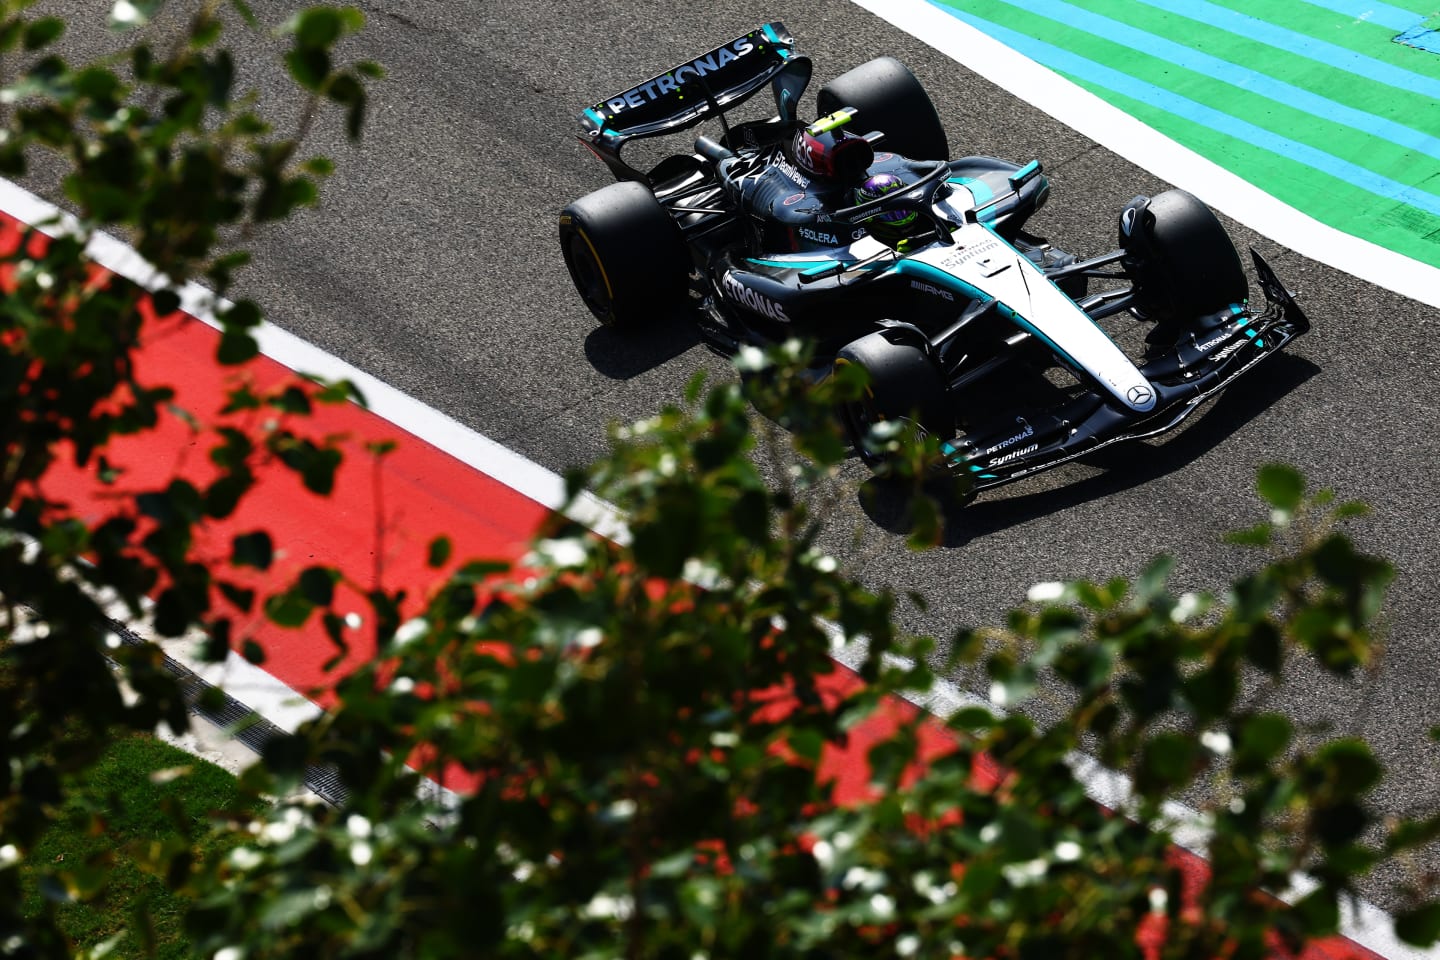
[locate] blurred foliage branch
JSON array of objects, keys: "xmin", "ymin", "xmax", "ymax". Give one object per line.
[{"xmin": 1, "ymin": 2, "xmax": 1438, "ymax": 959}]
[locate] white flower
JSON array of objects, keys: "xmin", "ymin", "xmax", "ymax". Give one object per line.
[
  {"xmin": 842, "ymin": 866, "xmax": 885, "ymax": 892},
  {"xmin": 1054, "ymin": 840, "xmax": 1082, "ymax": 862},
  {"xmin": 1148, "ymin": 887, "xmax": 1168, "ymax": 914},
  {"xmin": 1229, "ymin": 796, "xmax": 1247, "ymax": 814},
  {"xmin": 343, "ymin": 612, "xmax": 363, "ymax": 630},
  {"xmin": 583, "ymin": 892, "xmax": 634, "ymax": 920},
  {"xmin": 573, "ymin": 627, "xmax": 603, "ymax": 649},
  {"xmin": 734, "ymin": 344, "xmax": 768, "ymax": 372},
  {"xmin": 526, "ymin": 537, "xmax": 590, "ymax": 570},
  {"xmin": 110, "ymin": 1, "xmax": 148, "ymax": 27},
  {"xmin": 260, "ymin": 821, "xmax": 295, "ymax": 845},
  {"xmin": 1200, "ymin": 730, "xmax": 1233, "ymax": 755},
  {"xmin": 1171, "ymin": 592, "xmax": 1202, "ymax": 622},
  {"xmin": 811, "ymin": 840, "xmax": 835, "ymax": 871},
  {"xmin": 393, "ymin": 618, "xmax": 428, "ymax": 647},
  {"xmin": 1027, "ymin": 581, "xmax": 1066, "ymax": 603},
  {"xmin": 683, "ymin": 558, "xmax": 726, "ymax": 589},
  {"xmin": 868, "ymin": 893, "xmax": 896, "ymax": 920},
  {"xmin": 896, "ymin": 934, "xmax": 921, "ymax": 957},
  {"xmin": 979, "ymin": 823, "xmax": 1001, "ymax": 844},
  {"xmin": 605, "ymin": 799, "xmax": 637, "ymax": 820},
  {"xmin": 988, "ymin": 681, "xmax": 1010, "ymax": 707},
  {"xmin": 346, "ymin": 815, "xmax": 372, "ymax": 839},
  {"xmin": 0, "ymin": 844, "xmax": 19, "ymax": 870},
  {"xmin": 350, "ymin": 841, "xmax": 373, "ymax": 867},
  {"xmin": 214, "ymin": 947, "xmax": 244, "ymax": 960},
  {"xmin": 391, "ymin": 676, "xmax": 415, "ymax": 694},
  {"xmin": 1001, "ymin": 858, "xmax": 1048, "ymax": 887}
]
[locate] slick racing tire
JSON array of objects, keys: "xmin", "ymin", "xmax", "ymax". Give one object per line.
[
  {"xmin": 1118, "ymin": 189, "xmax": 1248, "ymax": 322},
  {"xmin": 835, "ymin": 329, "xmax": 951, "ymax": 468},
  {"xmin": 817, "ymin": 57, "xmax": 949, "ymax": 162},
  {"xmin": 559, "ymin": 181, "xmax": 690, "ymax": 331}
]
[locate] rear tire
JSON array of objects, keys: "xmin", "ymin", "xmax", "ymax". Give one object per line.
[
  {"xmin": 559, "ymin": 181, "xmax": 690, "ymax": 330},
  {"xmin": 836, "ymin": 329, "xmax": 951, "ymax": 468},
  {"xmin": 817, "ymin": 57, "xmax": 948, "ymax": 162},
  {"xmin": 1118, "ymin": 189, "xmax": 1247, "ymax": 322}
]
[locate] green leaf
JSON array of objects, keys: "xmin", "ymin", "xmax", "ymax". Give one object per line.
[
  {"xmin": 1290, "ymin": 887, "xmax": 1340, "ymax": 936},
  {"xmin": 299, "ymin": 566, "xmax": 337, "ymax": 607},
  {"xmin": 151, "ymin": 288, "xmax": 181, "ymax": 317},
  {"xmin": 21, "ymin": 15, "xmax": 63, "ymax": 50},
  {"xmin": 1314, "ymin": 740, "xmax": 1382, "ymax": 797},
  {"xmin": 23, "ymin": 16, "xmax": 64, "ymax": 49},
  {"xmin": 428, "ymin": 536, "xmax": 452, "ymax": 569},
  {"xmin": 1257, "ymin": 463, "xmax": 1304, "ymax": 513},
  {"xmin": 1233, "ymin": 713, "xmax": 1292, "ymax": 774},
  {"xmin": 950, "ymin": 706, "xmax": 997, "ymax": 731},
  {"xmin": 1395, "ymin": 903, "xmax": 1440, "ymax": 947},
  {"xmin": 232, "ymin": 531, "xmax": 273, "ymax": 570},
  {"xmin": 218, "ymin": 330, "xmax": 258, "ymax": 365},
  {"xmin": 218, "ymin": 582, "xmax": 256, "ymax": 613},
  {"xmin": 228, "ymin": 0, "xmax": 259, "ymax": 26},
  {"xmin": 1225, "ymin": 522, "xmax": 1273, "ymax": 547},
  {"xmin": 1138, "ymin": 730, "xmax": 1199, "ymax": 793},
  {"xmin": 265, "ymin": 589, "xmax": 314, "ymax": 629},
  {"xmin": 284, "ymin": 47, "xmax": 330, "ymax": 90}
]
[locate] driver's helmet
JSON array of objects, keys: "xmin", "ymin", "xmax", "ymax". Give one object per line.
[
  {"xmin": 791, "ymin": 125, "xmax": 874, "ymax": 185},
  {"xmin": 854, "ymin": 173, "xmax": 920, "ymax": 241}
]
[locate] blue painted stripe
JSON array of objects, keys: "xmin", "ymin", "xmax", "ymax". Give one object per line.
[
  {"xmin": 933, "ymin": 8, "xmax": 1440, "ymax": 217},
  {"xmin": 763, "ymin": 23, "xmax": 781, "ymax": 44},
  {"xmin": 1125, "ymin": 0, "xmax": 1440, "ymax": 101},
  {"xmin": 1291, "ymin": 0, "xmax": 1421, "ymax": 32},
  {"xmin": 985, "ymin": 0, "xmax": 1440, "ymax": 163}
]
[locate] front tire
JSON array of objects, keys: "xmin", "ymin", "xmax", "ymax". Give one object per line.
[
  {"xmin": 559, "ymin": 181, "xmax": 690, "ymax": 331},
  {"xmin": 817, "ymin": 57, "xmax": 949, "ymax": 162},
  {"xmin": 1118, "ymin": 189, "xmax": 1247, "ymax": 323},
  {"xmin": 835, "ymin": 329, "xmax": 951, "ymax": 468}
]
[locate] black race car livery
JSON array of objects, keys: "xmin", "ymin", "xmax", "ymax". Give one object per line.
[{"xmin": 559, "ymin": 23, "xmax": 1310, "ymax": 497}]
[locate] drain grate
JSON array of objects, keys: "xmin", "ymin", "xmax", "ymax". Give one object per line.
[{"xmin": 110, "ymin": 620, "xmax": 351, "ymax": 808}]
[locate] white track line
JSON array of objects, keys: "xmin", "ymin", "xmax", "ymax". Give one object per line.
[
  {"xmin": 2, "ymin": 170, "xmax": 1427, "ymax": 957},
  {"xmin": 849, "ymin": 0, "xmax": 1440, "ymax": 312}
]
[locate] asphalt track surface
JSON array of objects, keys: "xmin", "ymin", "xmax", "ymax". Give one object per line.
[{"xmin": 28, "ymin": 0, "xmax": 1440, "ymax": 915}]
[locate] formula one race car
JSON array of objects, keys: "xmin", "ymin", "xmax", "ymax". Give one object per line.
[{"xmin": 558, "ymin": 23, "xmax": 1310, "ymax": 495}]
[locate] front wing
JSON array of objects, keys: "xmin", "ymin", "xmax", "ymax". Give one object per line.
[{"xmin": 940, "ymin": 250, "xmax": 1311, "ymax": 493}]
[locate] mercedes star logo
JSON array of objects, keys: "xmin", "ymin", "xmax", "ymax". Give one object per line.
[{"xmin": 1127, "ymin": 385, "xmax": 1154, "ymax": 405}]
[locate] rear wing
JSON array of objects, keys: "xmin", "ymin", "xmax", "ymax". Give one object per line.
[{"xmin": 576, "ymin": 23, "xmax": 809, "ymax": 180}]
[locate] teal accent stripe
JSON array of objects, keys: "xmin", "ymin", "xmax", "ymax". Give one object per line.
[
  {"xmin": 948, "ymin": 176, "xmax": 994, "ymax": 205},
  {"xmin": 745, "ymin": 258, "xmax": 839, "ymax": 269},
  {"xmin": 763, "ymin": 23, "xmax": 781, "ymax": 43},
  {"xmin": 1010, "ymin": 159, "xmax": 1041, "ymax": 182}
]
